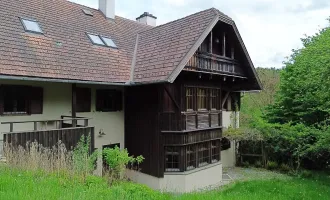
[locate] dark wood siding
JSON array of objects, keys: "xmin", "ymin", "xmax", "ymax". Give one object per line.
[{"xmin": 125, "ymin": 85, "xmax": 163, "ymax": 177}]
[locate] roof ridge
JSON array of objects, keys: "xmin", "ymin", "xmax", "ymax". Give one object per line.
[{"xmin": 137, "ymin": 8, "xmax": 217, "ymax": 35}]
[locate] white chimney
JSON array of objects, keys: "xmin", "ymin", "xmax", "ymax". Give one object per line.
[
  {"xmin": 99, "ymin": 0, "xmax": 115, "ymax": 19},
  {"xmin": 136, "ymin": 12, "xmax": 157, "ymax": 26}
]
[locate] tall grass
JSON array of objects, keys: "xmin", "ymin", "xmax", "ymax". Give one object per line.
[{"xmin": 3, "ymin": 135, "xmax": 97, "ymax": 180}]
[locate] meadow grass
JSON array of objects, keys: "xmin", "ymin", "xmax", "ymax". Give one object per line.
[{"xmin": 1, "ymin": 165, "xmax": 330, "ymax": 200}]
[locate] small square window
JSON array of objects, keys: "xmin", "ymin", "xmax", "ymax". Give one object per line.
[
  {"xmin": 87, "ymin": 34, "xmax": 105, "ymax": 46},
  {"xmin": 20, "ymin": 18, "xmax": 43, "ymax": 34},
  {"xmin": 82, "ymin": 9, "xmax": 93, "ymax": 16},
  {"xmin": 101, "ymin": 37, "xmax": 117, "ymax": 48}
]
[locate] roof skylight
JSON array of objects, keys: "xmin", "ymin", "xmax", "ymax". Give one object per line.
[
  {"xmin": 87, "ymin": 34, "xmax": 105, "ymax": 45},
  {"xmin": 87, "ymin": 33, "xmax": 118, "ymax": 48},
  {"xmin": 101, "ymin": 36, "xmax": 117, "ymax": 48},
  {"xmin": 82, "ymin": 9, "xmax": 93, "ymax": 16},
  {"xmin": 20, "ymin": 18, "xmax": 43, "ymax": 34}
]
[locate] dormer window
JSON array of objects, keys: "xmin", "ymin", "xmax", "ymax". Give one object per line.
[
  {"xmin": 87, "ymin": 33, "xmax": 117, "ymax": 48},
  {"xmin": 20, "ymin": 18, "xmax": 43, "ymax": 34}
]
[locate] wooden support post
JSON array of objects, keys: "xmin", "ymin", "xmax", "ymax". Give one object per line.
[
  {"xmin": 222, "ymin": 33, "xmax": 226, "ymax": 57},
  {"xmin": 231, "ymin": 46, "xmax": 235, "ymax": 59},
  {"xmin": 34, "ymin": 122, "xmax": 37, "ymax": 131},
  {"xmin": 84, "ymin": 119, "xmax": 89, "ymax": 127},
  {"xmin": 209, "ymin": 31, "xmax": 213, "ymax": 54},
  {"xmin": 72, "ymin": 83, "xmax": 77, "ymax": 127}
]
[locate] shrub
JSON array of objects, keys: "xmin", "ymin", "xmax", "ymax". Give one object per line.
[
  {"xmin": 266, "ymin": 161, "xmax": 278, "ymax": 170},
  {"xmin": 300, "ymin": 170, "xmax": 313, "ymax": 178},
  {"xmin": 241, "ymin": 161, "xmax": 250, "ymax": 168},
  {"xmin": 279, "ymin": 163, "xmax": 291, "ymax": 173},
  {"xmin": 254, "ymin": 160, "xmax": 263, "ymax": 168},
  {"xmin": 102, "ymin": 146, "xmax": 144, "ymax": 182}
]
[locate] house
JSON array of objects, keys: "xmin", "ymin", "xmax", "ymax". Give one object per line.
[{"xmin": 0, "ymin": 0, "xmax": 261, "ymax": 193}]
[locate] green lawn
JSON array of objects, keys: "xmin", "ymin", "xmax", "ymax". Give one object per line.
[{"xmin": 0, "ymin": 166, "xmax": 329, "ymax": 200}]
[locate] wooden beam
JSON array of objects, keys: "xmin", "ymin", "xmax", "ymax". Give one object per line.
[
  {"xmin": 231, "ymin": 46, "xmax": 235, "ymax": 59},
  {"xmin": 222, "ymin": 91, "xmax": 230, "ymax": 108},
  {"xmin": 164, "ymin": 85, "xmax": 180, "ymax": 110},
  {"xmin": 209, "ymin": 31, "xmax": 213, "ymax": 54},
  {"xmin": 72, "ymin": 83, "xmax": 77, "ymax": 127},
  {"xmin": 222, "ymin": 33, "xmax": 226, "ymax": 57}
]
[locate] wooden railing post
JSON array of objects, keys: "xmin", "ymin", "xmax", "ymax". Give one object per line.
[
  {"xmin": 34, "ymin": 122, "xmax": 37, "ymax": 131},
  {"xmin": 9, "ymin": 123, "xmax": 13, "ymax": 132},
  {"xmin": 84, "ymin": 119, "xmax": 89, "ymax": 127}
]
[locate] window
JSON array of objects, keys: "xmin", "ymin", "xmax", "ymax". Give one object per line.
[
  {"xmin": 197, "ymin": 88, "xmax": 207, "ymax": 110},
  {"xmin": 165, "ymin": 147, "xmax": 180, "ymax": 172},
  {"xmin": 186, "ymin": 88, "xmax": 194, "ymax": 111},
  {"xmin": 0, "ymin": 85, "xmax": 43, "ymax": 115},
  {"xmin": 164, "ymin": 140, "xmax": 220, "ymax": 172},
  {"xmin": 101, "ymin": 36, "xmax": 117, "ymax": 48},
  {"xmin": 198, "ymin": 142, "xmax": 210, "ymax": 167},
  {"xmin": 211, "ymin": 140, "xmax": 220, "ymax": 163},
  {"xmin": 20, "ymin": 18, "xmax": 43, "ymax": 34},
  {"xmin": 96, "ymin": 89, "xmax": 122, "ymax": 112},
  {"xmin": 210, "ymin": 89, "xmax": 220, "ymax": 110},
  {"xmin": 87, "ymin": 34, "xmax": 105, "ymax": 45},
  {"xmin": 87, "ymin": 33, "xmax": 118, "ymax": 48},
  {"xmin": 186, "ymin": 145, "xmax": 196, "ymax": 171},
  {"xmin": 76, "ymin": 87, "xmax": 91, "ymax": 113},
  {"xmin": 82, "ymin": 9, "xmax": 93, "ymax": 16}
]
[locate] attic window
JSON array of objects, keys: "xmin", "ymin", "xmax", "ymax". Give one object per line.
[
  {"xmin": 87, "ymin": 33, "xmax": 118, "ymax": 48},
  {"xmin": 82, "ymin": 9, "xmax": 93, "ymax": 16},
  {"xmin": 87, "ymin": 34, "xmax": 105, "ymax": 45},
  {"xmin": 101, "ymin": 36, "xmax": 117, "ymax": 48},
  {"xmin": 20, "ymin": 18, "xmax": 43, "ymax": 34}
]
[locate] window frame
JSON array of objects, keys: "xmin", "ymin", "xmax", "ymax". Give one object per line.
[
  {"xmin": 100, "ymin": 36, "xmax": 118, "ymax": 49},
  {"xmin": 76, "ymin": 87, "xmax": 91, "ymax": 113},
  {"xmin": 19, "ymin": 17, "xmax": 43, "ymax": 34},
  {"xmin": 86, "ymin": 33, "xmax": 106, "ymax": 46},
  {"xmin": 185, "ymin": 87, "xmax": 221, "ymax": 112},
  {"xmin": 96, "ymin": 89, "xmax": 122, "ymax": 112},
  {"xmin": 164, "ymin": 139, "xmax": 221, "ymax": 173},
  {"xmin": 0, "ymin": 85, "xmax": 43, "ymax": 116}
]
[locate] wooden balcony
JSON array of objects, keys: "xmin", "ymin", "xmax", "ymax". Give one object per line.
[
  {"xmin": 160, "ymin": 111, "xmax": 222, "ymax": 132},
  {"xmin": 185, "ymin": 51, "xmax": 245, "ymax": 76},
  {"xmin": 1, "ymin": 117, "xmax": 94, "ymax": 151}
]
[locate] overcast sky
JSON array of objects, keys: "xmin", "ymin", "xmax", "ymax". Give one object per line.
[{"xmin": 70, "ymin": 0, "xmax": 330, "ymax": 68}]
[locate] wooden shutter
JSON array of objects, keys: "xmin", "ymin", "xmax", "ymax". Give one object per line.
[
  {"xmin": 0, "ymin": 85, "xmax": 3, "ymax": 115},
  {"xmin": 96, "ymin": 89, "xmax": 104, "ymax": 111},
  {"xmin": 115, "ymin": 90, "xmax": 123, "ymax": 111},
  {"xmin": 76, "ymin": 87, "xmax": 91, "ymax": 112},
  {"xmin": 30, "ymin": 87, "xmax": 43, "ymax": 114}
]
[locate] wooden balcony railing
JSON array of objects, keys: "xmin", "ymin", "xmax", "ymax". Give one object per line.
[
  {"xmin": 160, "ymin": 111, "xmax": 222, "ymax": 132},
  {"xmin": 1, "ymin": 117, "xmax": 94, "ymax": 151},
  {"xmin": 185, "ymin": 52, "xmax": 245, "ymax": 76}
]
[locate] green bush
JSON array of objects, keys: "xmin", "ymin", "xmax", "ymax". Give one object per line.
[
  {"xmin": 241, "ymin": 161, "xmax": 250, "ymax": 168},
  {"xmin": 102, "ymin": 146, "xmax": 144, "ymax": 181},
  {"xmin": 254, "ymin": 160, "xmax": 263, "ymax": 168},
  {"xmin": 266, "ymin": 161, "xmax": 278, "ymax": 170},
  {"xmin": 279, "ymin": 163, "xmax": 291, "ymax": 173}
]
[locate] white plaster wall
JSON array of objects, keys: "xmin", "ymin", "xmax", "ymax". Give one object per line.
[
  {"xmin": 126, "ymin": 163, "xmax": 222, "ymax": 193},
  {"xmin": 221, "ymin": 111, "xmax": 238, "ymax": 168},
  {"xmin": 0, "ymin": 80, "xmax": 124, "ymax": 159}
]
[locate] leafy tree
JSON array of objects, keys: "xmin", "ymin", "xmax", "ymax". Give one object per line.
[
  {"xmin": 240, "ymin": 68, "xmax": 281, "ymax": 127},
  {"xmin": 266, "ymin": 21, "xmax": 330, "ymax": 125}
]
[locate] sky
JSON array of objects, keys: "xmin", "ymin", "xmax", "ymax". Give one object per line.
[{"xmin": 70, "ymin": 0, "xmax": 330, "ymax": 68}]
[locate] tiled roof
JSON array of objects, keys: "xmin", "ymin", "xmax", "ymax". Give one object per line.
[
  {"xmin": 133, "ymin": 8, "xmax": 221, "ymax": 83},
  {"xmin": 0, "ymin": 0, "xmax": 260, "ymax": 87},
  {"xmin": 0, "ymin": 0, "xmax": 151, "ymax": 83}
]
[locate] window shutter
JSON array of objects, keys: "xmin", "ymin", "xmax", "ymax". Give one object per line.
[
  {"xmin": 96, "ymin": 90, "xmax": 103, "ymax": 111},
  {"xmin": 0, "ymin": 85, "xmax": 3, "ymax": 115},
  {"xmin": 30, "ymin": 87, "xmax": 43, "ymax": 114},
  {"xmin": 115, "ymin": 90, "xmax": 123, "ymax": 111},
  {"xmin": 77, "ymin": 88, "xmax": 91, "ymax": 112}
]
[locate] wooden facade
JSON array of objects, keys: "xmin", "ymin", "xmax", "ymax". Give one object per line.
[{"xmin": 125, "ymin": 21, "xmax": 249, "ymax": 178}]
